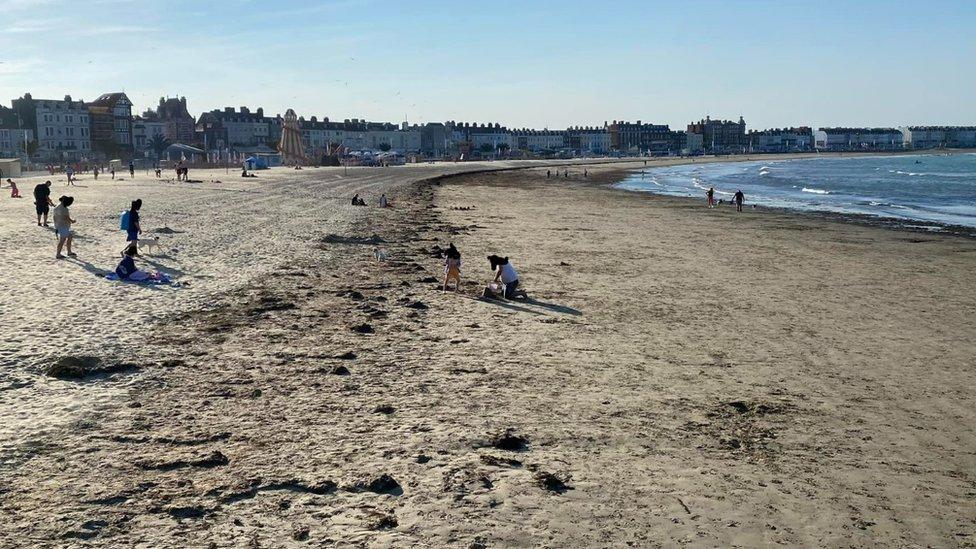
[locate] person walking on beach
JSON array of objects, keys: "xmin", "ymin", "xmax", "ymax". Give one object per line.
[
  {"xmin": 706, "ymin": 187, "xmax": 715, "ymax": 208},
  {"xmin": 128, "ymin": 162, "xmax": 135, "ymax": 178},
  {"xmin": 111, "ymin": 167, "xmax": 116, "ymax": 180},
  {"xmin": 93, "ymin": 166, "xmax": 99, "ymax": 180},
  {"xmin": 53, "ymin": 196, "xmax": 76, "ymax": 259},
  {"xmin": 734, "ymin": 190, "xmax": 744, "ymax": 212},
  {"xmin": 444, "ymin": 243, "xmax": 462, "ymax": 292},
  {"xmin": 122, "ymin": 199, "xmax": 142, "ymax": 255},
  {"xmin": 33, "ymin": 181, "xmax": 54, "ymax": 226},
  {"xmin": 546, "ymin": 169, "xmax": 551, "ymax": 178},
  {"xmin": 65, "ymin": 165, "xmax": 75, "ymax": 186}
]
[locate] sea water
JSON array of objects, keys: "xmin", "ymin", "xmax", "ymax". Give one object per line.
[{"xmin": 616, "ymin": 153, "xmax": 976, "ymax": 228}]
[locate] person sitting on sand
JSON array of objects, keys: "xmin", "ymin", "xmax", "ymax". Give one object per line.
[
  {"xmin": 115, "ymin": 244, "xmax": 152, "ymax": 281},
  {"xmin": 7, "ymin": 179, "xmax": 21, "ymax": 198},
  {"xmin": 488, "ymin": 254, "xmax": 527, "ymax": 300},
  {"xmin": 444, "ymin": 243, "xmax": 462, "ymax": 292},
  {"xmin": 352, "ymin": 193, "xmax": 361, "ymax": 206},
  {"xmin": 53, "ymin": 196, "xmax": 76, "ymax": 259},
  {"xmin": 734, "ymin": 189, "xmax": 744, "ymax": 212}
]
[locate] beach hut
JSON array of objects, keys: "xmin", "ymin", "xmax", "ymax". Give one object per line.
[
  {"xmin": 0, "ymin": 158, "xmax": 23, "ymax": 178},
  {"xmin": 278, "ymin": 109, "xmax": 307, "ymax": 166}
]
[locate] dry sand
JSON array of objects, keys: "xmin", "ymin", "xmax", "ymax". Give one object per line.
[{"xmin": 1, "ymin": 157, "xmax": 974, "ymax": 547}]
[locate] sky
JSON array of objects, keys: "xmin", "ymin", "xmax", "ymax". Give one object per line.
[{"xmin": 1, "ymin": 0, "xmax": 974, "ymax": 131}]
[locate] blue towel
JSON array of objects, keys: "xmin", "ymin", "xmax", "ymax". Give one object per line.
[{"xmin": 104, "ymin": 272, "xmax": 172, "ymax": 285}]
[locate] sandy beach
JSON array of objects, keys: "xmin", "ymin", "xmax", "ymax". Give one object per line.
[{"xmin": 1, "ymin": 157, "xmax": 974, "ymax": 547}]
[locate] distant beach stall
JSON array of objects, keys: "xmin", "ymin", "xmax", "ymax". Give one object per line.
[
  {"xmin": 163, "ymin": 143, "xmax": 205, "ymax": 163},
  {"xmin": 244, "ymin": 156, "xmax": 269, "ymax": 170},
  {"xmin": 0, "ymin": 158, "xmax": 23, "ymax": 178}
]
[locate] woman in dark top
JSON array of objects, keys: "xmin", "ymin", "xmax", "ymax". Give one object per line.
[{"xmin": 125, "ymin": 199, "xmax": 142, "ymax": 255}]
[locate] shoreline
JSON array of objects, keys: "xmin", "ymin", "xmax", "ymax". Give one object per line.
[{"xmin": 580, "ymin": 152, "xmax": 976, "ymax": 238}]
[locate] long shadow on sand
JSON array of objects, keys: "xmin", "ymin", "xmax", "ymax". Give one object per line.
[{"xmin": 479, "ymin": 297, "xmax": 582, "ymax": 316}]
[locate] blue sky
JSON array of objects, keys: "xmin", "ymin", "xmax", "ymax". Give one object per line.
[{"xmin": 1, "ymin": 0, "xmax": 973, "ymax": 130}]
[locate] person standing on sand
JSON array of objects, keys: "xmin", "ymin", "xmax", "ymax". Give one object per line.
[
  {"xmin": 93, "ymin": 166, "xmax": 99, "ymax": 180},
  {"xmin": 706, "ymin": 187, "xmax": 715, "ymax": 208},
  {"xmin": 734, "ymin": 190, "xmax": 744, "ymax": 212},
  {"xmin": 547, "ymin": 169, "xmax": 551, "ymax": 178},
  {"xmin": 53, "ymin": 196, "xmax": 76, "ymax": 259},
  {"xmin": 65, "ymin": 165, "xmax": 74, "ymax": 186},
  {"xmin": 444, "ymin": 243, "xmax": 462, "ymax": 292},
  {"xmin": 33, "ymin": 181, "xmax": 54, "ymax": 226},
  {"xmin": 123, "ymin": 199, "xmax": 142, "ymax": 255},
  {"xmin": 111, "ymin": 167, "xmax": 116, "ymax": 180},
  {"xmin": 128, "ymin": 162, "xmax": 135, "ymax": 178},
  {"xmin": 379, "ymin": 194, "xmax": 389, "ymax": 208}
]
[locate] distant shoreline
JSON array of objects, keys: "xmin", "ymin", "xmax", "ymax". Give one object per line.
[{"xmin": 598, "ymin": 151, "xmax": 976, "ymax": 238}]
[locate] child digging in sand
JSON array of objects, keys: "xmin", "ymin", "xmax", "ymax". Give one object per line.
[{"xmin": 444, "ymin": 243, "xmax": 462, "ymax": 292}]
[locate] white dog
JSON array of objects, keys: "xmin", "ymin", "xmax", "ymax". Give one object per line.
[{"xmin": 140, "ymin": 236, "xmax": 163, "ymax": 255}]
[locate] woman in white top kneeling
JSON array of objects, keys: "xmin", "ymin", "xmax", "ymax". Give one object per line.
[{"xmin": 488, "ymin": 255, "xmax": 527, "ymax": 299}]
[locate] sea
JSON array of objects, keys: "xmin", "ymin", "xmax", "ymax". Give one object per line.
[{"xmin": 616, "ymin": 153, "xmax": 976, "ymax": 229}]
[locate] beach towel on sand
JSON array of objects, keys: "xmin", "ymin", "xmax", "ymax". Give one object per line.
[{"xmin": 104, "ymin": 272, "xmax": 172, "ymax": 285}]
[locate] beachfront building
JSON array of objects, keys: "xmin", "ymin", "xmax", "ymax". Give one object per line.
[
  {"xmin": 11, "ymin": 93, "xmax": 92, "ymax": 162},
  {"xmin": 686, "ymin": 116, "xmax": 747, "ymax": 154},
  {"xmin": 132, "ymin": 115, "xmax": 168, "ymax": 154},
  {"xmin": 566, "ymin": 127, "xmax": 611, "ymax": 155},
  {"xmin": 420, "ymin": 123, "xmax": 450, "ymax": 158},
  {"xmin": 87, "ymin": 92, "xmax": 134, "ymax": 157},
  {"xmin": 444, "ymin": 122, "xmax": 513, "ymax": 158},
  {"xmin": 302, "ymin": 117, "xmax": 346, "ymax": 159},
  {"xmin": 152, "ymin": 97, "xmax": 196, "ymax": 144},
  {"xmin": 0, "ymin": 106, "xmax": 33, "ymax": 160},
  {"xmin": 746, "ymin": 127, "xmax": 814, "ymax": 153},
  {"xmin": 512, "ymin": 129, "xmax": 566, "ymax": 153},
  {"xmin": 685, "ymin": 132, "xmax": 704, "ymax": 155},
  {"xmin": 196, "ymin": 107, "xmax": 275, "ymax": 152},
  {"xmin": 607, "ymin": 120, "xmax": 677, "ymax": 155},
  {"xmin": 813, "ymin": 128, "xmax": 903, "ymax": 151},
  {"xmin": 302, "ymin": 117, "xmax": 421, "ymax": 158},
  {"xmin": 900, "ymin": 126, "xmax": 976, "ymax": 149}
]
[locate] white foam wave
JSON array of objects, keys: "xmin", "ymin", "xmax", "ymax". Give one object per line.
[{"xmin": 802, "ymin": 187, "xmax": 830, "ymax": 195}]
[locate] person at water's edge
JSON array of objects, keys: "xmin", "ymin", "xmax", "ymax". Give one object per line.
[{"xmin": 734, "ymin": 190, "xmax": 744, "ymax": 212}]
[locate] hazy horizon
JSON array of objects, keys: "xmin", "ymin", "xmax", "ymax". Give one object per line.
[{"xmin": 1, "ymin": 0, "xmax": 974, "ymax": 130}]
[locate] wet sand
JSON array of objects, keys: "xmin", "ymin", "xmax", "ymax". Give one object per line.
[{"xmin": 1, "ymin": 158, "xmax": 974, "ymax": 547}]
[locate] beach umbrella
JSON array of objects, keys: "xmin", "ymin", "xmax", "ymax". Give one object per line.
[{"xmin": 278, "ymin": 108, "xmax": 307, "ymax": 166}]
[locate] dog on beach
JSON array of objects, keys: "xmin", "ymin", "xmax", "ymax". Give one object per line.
[
  {"xmin": 373, "ymin": 248, "xmax": 389, "ymax": 261},
  {"xmin": 140, "ymin": 236, "xmax": 163, "ymax": 255}
]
